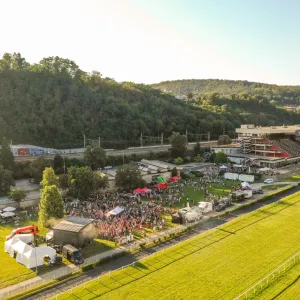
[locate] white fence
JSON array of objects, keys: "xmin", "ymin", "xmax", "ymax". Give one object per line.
[{"xmin": 234, "ymin": 251, "xmax": 300, "ymax": 300}]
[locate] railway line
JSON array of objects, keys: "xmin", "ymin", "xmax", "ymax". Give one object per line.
[{"xmin": 15, "ymin": 141, "xmax": 219, "ymax": 161}]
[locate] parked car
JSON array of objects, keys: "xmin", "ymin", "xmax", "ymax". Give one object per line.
[{"xmin": 264, "ymin": 178, "xmax": 274, "ymax": 184}]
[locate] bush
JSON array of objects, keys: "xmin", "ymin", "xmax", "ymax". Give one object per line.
[
  {"xmin": 190, "ymin": 170, "xmax": 204, "ymax": 177},
  {"xmin": 81, "ymin": 263, "xmax": 94, "ymax": 272},
  {"xmin": 181, "ymin": 172, "xmax": 192, "ymax": 180}
]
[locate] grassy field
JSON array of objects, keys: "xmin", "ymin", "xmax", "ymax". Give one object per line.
[
  {"xmin": 284, "ymin": 174, "xmax": 300, "ymax": 182},
  {"xmin": 262, "ymin": 184, "xmax": 288, "ymax": 190},
  {"xmin": 55, "ymin": 192, "xmax": 300, "ymax": 300},
  {"xmin": 0, "ymin": 218, "xmax": 45, "ymax": 289},
  {"xmin": 156, "ymin": 180, "xmax": 240, "ymax": 209},
  {"xmin": 256, "ymin": 262, "xmax": 300, "ymax": 300}
]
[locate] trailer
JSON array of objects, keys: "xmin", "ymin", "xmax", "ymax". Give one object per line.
[{"xmin": 224, "ymin": 172, "xmax": 239, "ymax": 180}]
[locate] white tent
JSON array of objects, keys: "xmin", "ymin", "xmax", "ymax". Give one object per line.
[
  {"xmin": 241, "ymin": 182, "xmax": 251, "ymax": 188},
  {"xmin": 3, "ymin": 207, "xmax": 16, "ymax": 212},
  {"xmin": 5, "ymin": 234, "xmax": 34, "ymax": 254},
  {"xmin": 11, "ymin": 239, "xmax": 32, "ymax": 258},
  {"xmin": 4, "ymin": 237, "xmax": 19, "ymax": 255},
  {"xmin": 107, "ymin": 206, "xmax": 124, "ymax": 216},
  {"xmin": 17, "ymin": 246, "xmax": 56, "ymax": 268},
  {"xmin": 1, "ymin": 212, "xmax": 15, "ymax": 218}
]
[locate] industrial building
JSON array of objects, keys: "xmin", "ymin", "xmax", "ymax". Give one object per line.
[{"xmin": 52, "ymin": 217, "xmax": 96, "ymax": 248}]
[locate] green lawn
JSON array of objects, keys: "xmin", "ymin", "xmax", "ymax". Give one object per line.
[
  {"xmin": 262, "ymin": 184, "xmax": 288, "ymax": 190},
  {"xmin": 256, "ymin": 262, "xmax": 300, "ymax": 300},
  {"xmin": 153, "ymin": 180, "xmax": 240, "ymax": 209},
  {"xmin": 81, "ymin": 239, "xmax": 116, "ymax": 257},
  {"xmin": 54, "ymin": 192, "xmax": 300, "ymax": 300},
  {"xmin": 284, "ymin": 174, "xmax": 300, "ymax": 182}
]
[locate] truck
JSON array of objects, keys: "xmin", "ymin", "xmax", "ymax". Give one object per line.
[
  {"xmin": 62, "ymin": 244, "xmax": 84, "ymax": 265},
  {"xmin": 6, "ymin": 225, "xmax": 39, "ymax": 241}
]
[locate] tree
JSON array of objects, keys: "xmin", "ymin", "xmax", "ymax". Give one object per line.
[
  {"xmin": 30, "ymin": 157, "xmax": 51, "ymax": 183},
  {"xmin": 53, "ymin": 154, "xmax": 65, "ymax": 174},
  {"xmin": 194, "ymin": 141, "xmax": 201, "ymax": 156},
  {"xmin": 115, "ymin": 164, "xmax": 143, "ymax": 191},
  {"xmin": 68, "ymin": 166, "xmax": 94, "ymax": 199},
  {"xmin": 169, "ymin": 132, "xmax": 188, "ymax": 158},
  {"xmin": 0, "ymin": 137, "xmax": 14, "ymax": 172},
  {"xmin": 171, "ymin": 167, "xmax": 177, "ymax": 177},
  {"xmin": 8, "ymin": 188, "xmax": 27, "ymax": 209},
  {"xmin": 214, "ymin": 151, "xmax": 228, "ymax": 164},
  {"xmin": 38, "ymin": 185, "xmax": 65, "ymax": 228},
  {"xmin": 174, "ymin": 157, "xmax": 184, "ymax": 165},
  {"xmin": 218, "ymin": 135, "xmax": 232, "ymax": 145},
  {"xmin": 41, "ymin": 167, "xmax": 59, "ymax": 188},
  {"xmin": 59, "ymin": 174, "xmax": 69, "ymax": 190},
  {"xmin": 93, "ymin": 173, "xmax": 109, "ymax": 191},
  {"xmin": 84, "ymin": 145, "xmax": 106, "ymax": 170},
  {"xmin": 194, "ymin": 154, "xmax": 202, "ymax": 162},
  {"xmin": 0, "ymin": 165, "xmax": 14, "ymax": 194}
]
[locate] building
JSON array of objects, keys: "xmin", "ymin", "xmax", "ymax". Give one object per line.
[
  {"xmin": 233, "ymin": 124, "xmax": 300, "ymax": 168},
  {"xmin": 52, "ymin": 217, "xmax": 95, "ymax": 248}
]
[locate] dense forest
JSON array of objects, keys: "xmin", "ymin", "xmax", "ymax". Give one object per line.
[
  {"xmin": 0, "ymin": 53, "xmax": 300, "ymax": 149},
  {"xmin": 152, "ymin": 79, "xmax": 300, "ymax": 106}
]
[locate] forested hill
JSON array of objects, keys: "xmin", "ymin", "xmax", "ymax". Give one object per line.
[
  {"xmin": 152, "ymin": 79, "xmax": 300, "ymax": 105},
  {"xmin": 0, "ymin": 53, "xmax": 300, "ymax": 149}
]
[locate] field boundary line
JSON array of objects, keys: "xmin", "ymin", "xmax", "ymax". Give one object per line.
[{"xmin": 234, "ymin": 251, "xmax": 300, "ymax": 300}]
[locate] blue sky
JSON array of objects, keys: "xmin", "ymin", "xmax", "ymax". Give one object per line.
[{"xmin": 0, "ymin": 0, "xmax": 299, "ymax": 85}]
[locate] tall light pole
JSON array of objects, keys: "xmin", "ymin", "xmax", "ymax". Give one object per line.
[
  {"xmin": 63, "ymin": 155, "xmax": 66, "ymax": 175},
  {"xmin": 34, "ymin": 240, "xmax": 38, "ymax": 274}
]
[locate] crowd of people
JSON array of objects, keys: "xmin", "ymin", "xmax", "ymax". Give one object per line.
[{"xmin": 65, "ymin": 192, "xmax": 165, "ymax": 242}]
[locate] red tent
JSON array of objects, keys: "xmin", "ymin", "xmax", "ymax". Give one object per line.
[
  {"xmin": 171, "ymin": 176, "xmax": 179, "ymax": 181},
  {"xmin": 157, "ymin": 182, "xmax": 168, "ymax": 189},
  {"xmin": 133, "ymin": 188, "xmax": 143, "ymax": 194},
  {"xmin": 140, "ymin": 187, "xmax": 151, "ymax": 193}
]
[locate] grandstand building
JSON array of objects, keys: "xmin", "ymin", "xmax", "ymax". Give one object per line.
[{"xmin": 232, "ymin": 124, "xmax": 300, "ymax": 168}]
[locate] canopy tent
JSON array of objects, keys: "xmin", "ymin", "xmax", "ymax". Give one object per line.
[
  {"xmin": 220, "ymin": 165, "xmax": 228, "ymax": 169},
  {"xmin": 9, "ymin": 239, "xmax": 32, "ymax": 257},
  {"xmin": 157, "ymin": 177, "xmax": 167, "ymax": 183},
  {"xmin": 133, "ymin": 188, "xmax": 143, "ymax": 194},
  {"xmin": 140, "ymin": 187, "xmax": 151, "ymax": 193},
  {"xmin": 1, "ymin": 212, "xmax": 15, "ymax": 218},
  {"xmin": 4, "ymin": 237, "xmax": 19, "ymax": 255},
  {"xmin": 258, "ymin": 167, "xmax": 271, "ymax": 173},
  {"xmin": 241, "ymin": 182, "xmax": 251, "ymax": 189},
  {"xmin": 171, "ymin": 176, "xmax": 179, "ymax": 181},
  {"xmin": 17, "ymin": 246, "xmax": 56, "ymax": 268},
  {"xmin": 107, "ymin": 206, "xmax": 124, "ymax": 216},
  {"xmin": 157, "ymin": 182, "xmax": 168, "ymax": 189},
  {"xmin": 3, "ymin": 207, "xmax": 16, "ymax": 212},
  {"xmin": 233, "ymin": 164, "xmax": 243, "ymax": 168}
]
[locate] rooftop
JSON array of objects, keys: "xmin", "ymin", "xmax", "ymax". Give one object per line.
[
  {"xmin": 53, "ymin": 217, "xmax": 94, "ymax": 232},
  {"xmin": 236, "ymin": 124, "xmax": 300, "ymax": 135}
]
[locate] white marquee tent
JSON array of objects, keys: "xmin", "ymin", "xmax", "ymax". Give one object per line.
[
  {"xmin": 107, "ymin": 206, "xmax": 124, "ymax": 216},
  {"xmin": 4, "ymin": 234, "xmax": 34, "ymax": 255},
  {"xmin": 16, "ymin": 246, "xmax": 56, "ymax": 268}
]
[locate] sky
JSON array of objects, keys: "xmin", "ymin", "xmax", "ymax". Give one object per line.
[{"xmin": 0, "ymin": 0, "xmax": 299, "ymax": 85}]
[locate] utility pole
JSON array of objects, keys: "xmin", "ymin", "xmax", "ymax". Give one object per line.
[
  {"xmin": 99, "ymin": 136, "xmax": 101, "ymax": 147},
  {"xmin": 208, "ymin": 132, "xmax": 210, "ymax": 142},
  {"xmin": 140, "ymin": 132, "xmax": 143, "ymax": 147},
  {"xmin": 123, "ymin": 150, "xmax": 125, "ymax": 164},
  {"xmin": 186, "ymin": 129, "xmax": 188, "ymax": 142},
  {"xmin": 161, "ymin": 133, "xmax": 163, "ymax": 145},
  {"xmin": 83, "ymin": 134, "xmax": 86, "ymax": 149}
]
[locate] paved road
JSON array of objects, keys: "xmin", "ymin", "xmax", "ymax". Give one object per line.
[
  {"xmin": 0, "ymin": 180, "xmax": 40, "ymax": 204},
  {"xmin": 21, "ymin": 185, "xmax": 300, "ymax": 300}
]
